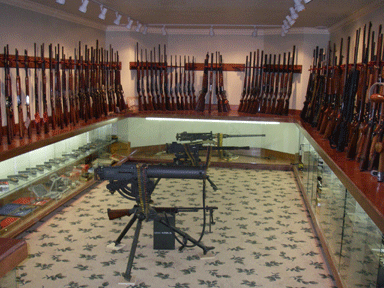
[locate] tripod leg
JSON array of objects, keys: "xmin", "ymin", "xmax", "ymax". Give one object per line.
[
  {"xmin": 206, "ymin": 176, "xmax": 218, "ymax": 191},
  {"xmin": 115, "ymin": 213, "xmax": 138, "ymax": 246},
  {"xmin": 158, "ymin": 218, "xmax": 214, "ymax": 255},
  {"xmin": 122, "ymin": 217, "xmax": 143, "ymax": 281}
]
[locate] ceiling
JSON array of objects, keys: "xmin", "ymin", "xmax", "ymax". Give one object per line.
[{"xmin": 17, "ymin": 0, "xmax": 383, "ymax": 32}]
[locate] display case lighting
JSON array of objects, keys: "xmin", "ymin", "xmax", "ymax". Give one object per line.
[{"xmin": 145, "ymin": 117, "xmax": 280, "ymax": 125}]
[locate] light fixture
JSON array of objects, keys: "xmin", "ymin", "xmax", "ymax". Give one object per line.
[
  {"xmin": 282, "ymin": 24, "xmax": 289, "ymax": 33},
  {"xmin": 294, "ymin": 0, "xmax": 305, "ymax": 12},
  {"xmin": 98, "ymin": 5, "xmax": 107, "ymax": 20},
  {"xmin": 303, "ymin": 0, "xmax": 311, "ymax": 3},
  {"xmin": 281, "ymin": 29, "xmax": 286, "ymax": 37},
  {"xmin": 136, "ymin": 22, "xmax": 142, "ymax": 32},
  {"xmin": 114, "ymin": 12, "xmax": 122, "ymax": 25},
  {"xmin": 145, "ymin": 117, "xmax": 280, "ymax": 125},
  {"xmin": 209, "ymin": 25, "xmax": 214, "ymax": 37},
  {"xmin": 78, "ymin": 0, "xmax": 89, "ymax": 13},
  {"xmin": 289, "ymin": 7, "xmax": 298, "ymax": 20},
  {"xmin": 252, "ymin": 27, "xmax": 258, "ymax": 37},
  {"xmin": 286, "ymin": 15, "xmax": 295, "ymax": 26},
  {"xmin": 126, "ymin": 18, "xmax": 133, "ymax": 29},
  {"xmin": 162, "ymin": 25, "xmax": 167, "ymax": 36},
  {"xmin": 56, "ymin": 0, "xmax": 65, "ymax": 4},
  {"xmin": 142, "ymin": 25, "xmax": 148, "ymax": 35}
]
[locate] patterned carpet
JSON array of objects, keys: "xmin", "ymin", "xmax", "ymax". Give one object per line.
[{"xmin": 12, "ymin": 167, "xmax": 336, "ymax": 288}]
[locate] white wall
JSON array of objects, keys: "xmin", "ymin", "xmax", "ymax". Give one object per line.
[{"xmin": 106, "ymin": 29, "xmax": 329, "ymax": 112}]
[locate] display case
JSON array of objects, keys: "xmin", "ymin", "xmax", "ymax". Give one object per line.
[
  {"xmin": 298, "ymin": 130, "xmax": 384, "ymax": 288},
  {"xmin": 0, "ymin": 123, "xmax": 117, "ymax": 238}
]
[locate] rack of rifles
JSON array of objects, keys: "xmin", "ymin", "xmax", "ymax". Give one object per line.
[
  {"xmin": 1, "ymin": 41, "xmax": 127, "ymax": 145},
  {"xmin": 136, "ymin": 43, "xmax": 230, "ymax": 113},
  {"xmin": 238, "ymin": 46, "xmax": 296, "ymax": 115},
  {"xmin": 300, "ymin": 22, "xmax": 384, "ymax": 182}
]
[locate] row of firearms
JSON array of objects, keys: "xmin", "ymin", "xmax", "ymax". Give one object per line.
[
  {"xmin": 136, "ymin": 43, "xmax": 230, "ymax": 113},
  {"xmin": 1, "ymin": 41, "xmax": 127, "ymax": 145},
  {"xmin": 300, "ymin": 22, "xmax": 384, "ymax": 181},
  {"xmin": 238, "ymin": 46, "xmax": 296, "ymax": 115}
]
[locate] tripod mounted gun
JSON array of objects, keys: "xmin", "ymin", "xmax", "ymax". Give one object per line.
[{"xmin": 95, "ymin": 162, "xmax": 215, "ymax": 282}]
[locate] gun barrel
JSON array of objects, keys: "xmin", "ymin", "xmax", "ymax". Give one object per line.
[{"xmin": 222, "ymin": 134, "xmax": 266, "ymax": 138}]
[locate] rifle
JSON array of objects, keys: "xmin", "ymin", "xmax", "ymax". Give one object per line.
[
  {"xmin": 331, "ymin": 29, "xmax": 360, "ymax": 152},
  {"xmin": 183, "ymin": 55, "xmax": 189, "ymax": 110},
  {"xmin": 187, "ymin": 56, "xmax": 193, "ymax": 111},
  {"xmin": 163, "ymin": 45, "xmax": 171, "ymax": 110},
  {"xmin": 259, "ymin": 54, "xmax": 271, "ymax": 113},
  {"xmin": 283, "ymin": 46, "xmax": 296, "ymax": 115},
  {"xmin": 138, "ymin": 49, "xmax": 146, "ymax": 111},
  {"xmin": 359, "ymin": 25, "xmax": 381, "ymax": 170},
  {"xmin": 158, "ymin": 45, "xmax": 166, "ymax": 111},
  {"xmin": 270, "ymin": 54, "xmax": 281, "ymax": 114},
  {"xmin": 78, "ymin": 45, "xmax": 87, "ymax": 122},
  {"xmin": 250, "ymin": 50, "xmax": 264, "ymax": 113},
  {"xmin": 195, "ymin": 53, "xmax": 209, "ymax": 112},
  {"xmin": 245, "ymin": 51, "xmax": 257, "ymax": 113},
  {"xmin": 215, "ymin": 52, "xmax": 222, "ymax": 112},
  {"xmin": 319, "ymin": 42, "xmax": 336, "ymax": 134},
  {"xmin": 174, "ymin": 55, "xmax": 182, "ymax": 110},
  {"xmin": 115, "ymin": 51, "xmax": 126, "ymax": 113},
  {"xmin": 152, "ymin": 47, "xmax": 159, "ymax": 110},
  {"xmin": 99, "ymin": 48, "xmax": 108, "ymax": 117},
  {"xmin": 4, "ymin": 45, "xmax": 14, "ymax": 144},
  {"xmin": 61, "ymin": 47, "xmax": 69, "ymax": 126},
  {"xmin": 24, "ymin": 50, "xmax": 32, "ymax": 139},
  {"xmin": 244, "ymin": 52, "xmax": 253, "ymax": 112},
  {"xmin": 266, "ymin": 54, "xmax": 276, "ymax": 114},
  {"xmin": 169, "ymin": 55, "xmax": 175, "ymax": 110},
  {"xmin": 41, "ymin": 44, "xmax": 49, "ymax": 133},
  {"xmin": 149, "ymin": 50, "xmax": 156, "ymax": 110},
  {"xmin": 274, "ymin": 53, "xmax": 286, "ymax": 115},
  {"xmin": 108, "ymin": 46, "xmax": 116, "ymax": 114},
  {"xmin": 191, "ymin": 56, "xmax": 197, "ymax": 109},
  {"xmin": 144, "ymin": 49, "xmax": 153, "ymax": 111},
  {"xmin": 218, "ymin": 53, "xmax": 230, "ymax": 112},
  {"xmin": 238, "ymin": 54, "xmax": 248, "ymax": 112},
  {"xmin": 208, "ymin": 53, "xmax": 214, "ymax": 113},
  {"xmin": 316, "ymin": 42, "xmax": 331, "ymax": 129},
  {"xmin": 324, "ymin": 38, "xmax": 344, "ymax": 139},
  {"xmin": 301, "ymin": 49, "xmax": 317, "ymax": 119},
  {"xmin": 15, "ymin": 49, "xmax": 24, "ymax": 139},
  {"xmin": 55, "ymin": 45, "xmax": 64, "ymax": 129},
  {"xmin": 48, "ymin": 44, "xmax": 56, "ymax": 130},
  {"xmin": 33, "ymin": 44, "xmax": 41, "ymax": 135},
  {"xmin": 68, "ymin": 56, "xmax": 76, "ymax": 124}
]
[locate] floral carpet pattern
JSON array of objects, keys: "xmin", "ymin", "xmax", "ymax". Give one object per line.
[{"xmin": 13, "ymin": 167, "xmax": 336, "ymax": 287}]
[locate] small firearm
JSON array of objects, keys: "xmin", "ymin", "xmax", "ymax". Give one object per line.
[{"xmin": 176, "ymin": 131, "xmax": 266, "ymax": 142}]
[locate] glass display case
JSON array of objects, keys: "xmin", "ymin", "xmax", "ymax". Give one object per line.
[
  {"xmin": 0, "ymin": 123, "xmax": 116, "ymax": 238},
  {"xmin": 298, "ymin": 129, "xmax": 384, "ymax": 288}
]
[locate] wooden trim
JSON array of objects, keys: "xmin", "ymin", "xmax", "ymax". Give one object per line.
[{"xmin": 0, "ymin": 238, "xmax": 28, "ymax": 278}]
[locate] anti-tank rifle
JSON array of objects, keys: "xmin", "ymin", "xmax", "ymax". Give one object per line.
[{"xmin": 176, "ymin": 131, "xmax": 265, "ymax": 143}]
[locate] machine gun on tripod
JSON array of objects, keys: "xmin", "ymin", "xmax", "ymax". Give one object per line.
[{"xmin": 95, "ymin": 159, "xmax": 216, "ymax": 283}]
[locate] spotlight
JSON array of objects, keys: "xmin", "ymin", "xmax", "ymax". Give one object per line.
[
  {"xmin": 162, "ymin": 25, "xmax": 167, "ymax": 36},
  {"xmin": 294, "ymin": 0, "xmax": 305, "ymax": 12},
  {"xmin": 114, "ymin": 12, "xmax": 122, "ymax": 25},
  {"xmin": 303, "ymin": 0, "xmax": 311, "ymax": 3},
  {"xmin": 289, "ymin": 7, "xmax": 298, "ymax": 20},
  {"xmin": 142, "ymin": 26, "xmax": 148, "ymax": 35},
  {"xmin": 286, "ymin": 15, "xmax": 295, "ymax": 26},
  {"xmin": 135, "ymin": 22, "xmax": 142, "ymax": 32},
  {"xmin": 252, "ymin": 27, "xmax": 258, "ymax": 38},
  {"xmin": 282, "ymin": 24, "xmax": 289, "ymax": 33},
  {"xmin": 78, "ymin": 0, "xmax": 89, "ymax": 13},
  {"xmin": 209, "ymin": 26, "xmax": 214, "ymax": 37},
  {"xmin": 126, "ymin": 18, "xmax": 133, "ymax": 29},
  {"xmin": 283, "ymin": 19, "xmax": 290, "ymax": 29},
  {"xmin": 98, "ymin": 5, "xmax": 107, "ymax": 20},
  {"xmin": 56, "ymin": 0, "xmax": 65, "ymax": 4}
]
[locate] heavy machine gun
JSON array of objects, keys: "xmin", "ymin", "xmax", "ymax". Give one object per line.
[{"xmin": 95, "ymin": 159, "xmax": 216, "ymax": 283}]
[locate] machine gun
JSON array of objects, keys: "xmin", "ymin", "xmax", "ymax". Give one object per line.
[
  {"xmin": 176, "ymin": 131, "xmax": 265, "ymax": 143},
  {"xmin": 95, "ymin": 162, "xmax": 215, "ymax": 282}
]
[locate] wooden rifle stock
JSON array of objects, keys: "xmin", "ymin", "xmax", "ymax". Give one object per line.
[{"xmin": 107, "ymin": 208, "xmax": 133, "ymax": 220}]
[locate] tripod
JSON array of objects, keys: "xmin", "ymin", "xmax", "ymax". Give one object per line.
[{"xmin": 111, "ymin": 205, "xmax": 215, "ymax": 282}]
